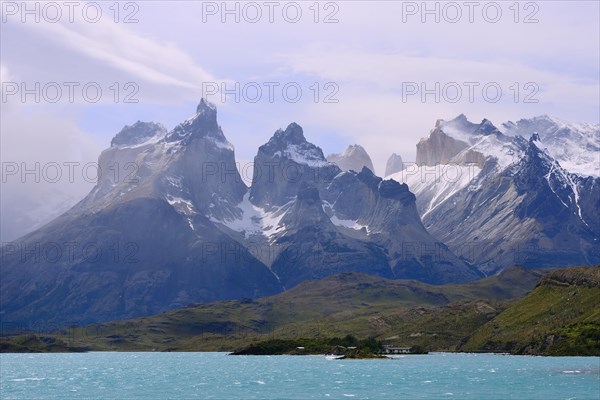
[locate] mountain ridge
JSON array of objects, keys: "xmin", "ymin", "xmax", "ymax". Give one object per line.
[
  {"xmin": 390, "ymin": 114, "xmax": 600, "ymax": 274},
  {"xmin": 0, "ymin": 101, "xmax": 480, "ymax": 327},
  {"xmin": 1, "ymin": 105, "xmax": 597, "ymax": 327}
]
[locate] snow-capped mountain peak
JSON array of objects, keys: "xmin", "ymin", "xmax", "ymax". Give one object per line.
[
  {"xmin": 196, "ymin": 97, "xmax": 218, "ymax": 115},
  {"xmin": 501, "ymin": 115, "xmax": 600, "ymax": 177},
  {"xmin": 162, "ymin": 99, "xmax": 234, "ymax": 152},
  {"xmin": 262, "ymin": 123, "xmax": 329, "ymax": 167},
  {"xmin": 110, "ymin": 121, "xmax": 167, "ymax": 148},
  {"xmin": 476, "ymin": 118, "xmax": 501, "ymax": 135},
  {"xmin": 435, "ymin": 115, "xmax": 502, "ymax": 145}
]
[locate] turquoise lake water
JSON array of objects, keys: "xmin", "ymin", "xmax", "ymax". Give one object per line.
[{"xmin": 0, "ymin": 352, "xmax": 598, "ymax": 399}]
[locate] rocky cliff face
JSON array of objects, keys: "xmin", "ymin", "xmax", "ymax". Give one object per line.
[
  {"xmin": 269, "ymin": 185, "xmax": 392, "ymax": 288},
  {"xmin": 245, "ymin": 124, "xmax": 481, "ymax": 286},
  {"xmin": 0, "ymin": 104, "xmax": 482, "ymax": 328},
  {"xmin": 4, "ymin": 104, "xmax": 594, "ymax": 328},
  {"xmin": 327, "ymin": 144, "xmax": 375, "ymax": 174},
  {"xmin": 415, "ymin": 115, "xmax": 500, "ymax": 168},
  {"xmin": 415, "ymin": 122, "xmax": 469, "ymax": 166},
  {"xmin": 385, "ymin": 153, "xmax": 404, "ymax": 176},
  {"xmin": 409, "ymin": 115, "xmax": 600, "ymax": 274},
  {"xmin": 0, "ymin": 100, "xmax": 283, "ymax": 326},
  {"xmin": 501, "ymin": 115, "xmax": 600, "ymax": 177},
  {"xmin": 249, "ymin": 122, "xmax": 337, "ymax": 210}
]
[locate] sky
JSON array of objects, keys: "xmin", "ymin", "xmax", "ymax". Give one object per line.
[{"xmin": 1, "ymin": 0, "xmax": 599, "ymax": 241}]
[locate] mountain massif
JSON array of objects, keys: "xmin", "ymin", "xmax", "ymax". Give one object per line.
[
  {"xmin": 1, "ymin": 101, "xmax": 597, "ymax": 328},
  {"xmin": 1, "ymin": 100, "xmax": 482, "ymax": 327},
  {"xmin": 389, "ymin": 115, "xmax": 600, "ymax": 275},
  {"xmin": 0, "ymin": 100, "xmax": 282, "ymax": 326}
]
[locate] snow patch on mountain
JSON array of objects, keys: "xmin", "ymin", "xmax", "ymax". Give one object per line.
[
  {"xmin": 468, "ymin": 134, "xmax": 523, "ymax": 171},
  {"xmin": 166, "ymin": 195, "xmax": 196, "ymax": 214},
  {"xmin": 539, "ymin": 147, "xmax": 590, "ymax": 227},
  {"xmin": 434, "ymin": 117, "xmax": 523, "ymax": 171},
  {"xmin": 165, "ymin": 194, "xmax": 198, "ymax": 231},
  {"xmin": 501, "ymin": 115, "xmax": 600, "ymax": 177},
  {"xmin": 435, "ymin": 114, "xmax": 487, "ymax": 144},
  {"xmin": 321, "ymin": 199, "xmax": 370, "ymax": 232},
  {"xmin": 117, "ymin": 133, "xmax": 165, "ymax": 149},
  {"xmin": 211, "ymin": 193, "xmax": 289, "ymax": 239},
  {"xmin": 390, "ymin": 165, "xmax": 481, "ymax": 217},
  {"xmin": 111, "ymin": 121, "xmax": 167, "ymax": 149},
  {"xmin": 275, "ymin": 144, "xmax": 329, "ymax": 167},
  {"xmin": 165, "ymin": 175, "xmax": 183, "ymax": 190},
  {"xmin": 330, "ymin": 215, "xmax": 369, "ymax": 232},
  {"xmin": 440, "ymin": 124, "xmax": 478, "ymax": 145},
  {"xmin": 207, "ymin": 135, "xmax": 235, "ymax": 151}
]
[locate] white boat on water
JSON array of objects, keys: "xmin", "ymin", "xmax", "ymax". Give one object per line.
[{"xmin": 325, "ymin": 355, "xmax": 345, "ymax": 360}]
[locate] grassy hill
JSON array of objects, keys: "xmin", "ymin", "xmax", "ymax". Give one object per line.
[
  {"xmin": 461, "ymin": 266, "xmax": 600, "ymax": 355},
  {"xmin": 1, "ymin": 266, "xmax": 549, "ymax": 353}
]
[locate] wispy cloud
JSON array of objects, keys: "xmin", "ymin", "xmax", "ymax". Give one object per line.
[{"xmin": 4, "ymin": 17, "xmax": 223, "ymax": 102}]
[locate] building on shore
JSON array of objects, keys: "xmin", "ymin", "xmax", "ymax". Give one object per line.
[{"xmin": 382, "ymin": 345, "xmax": 412, "ymax": 354}]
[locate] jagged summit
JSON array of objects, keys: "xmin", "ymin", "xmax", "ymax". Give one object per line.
[
  {"xmin": 110, "ymin": 121, "xmax": 167, "ymax": 148},
  {"xmin": 521, "ymin": 132, "xmax": 551, "ymax": 166},
  {"xmin": 378, "ymin": 179, "xmax": 415, "ymax": 205},
  {"xmin": 385, "ymin": 153, "xmax": 404, "ymax": 176},
  {"xmin": 250, "ymin": 123, "xmax": 335, "ymax": 208},
  {"xmin": 164, "ymin": 98, "xmax": 230, "ymax": 147},
  {"xmin": 327, "ymin": 144, "xmax": 375, "ymax": 174},
  {"xmin": 258, "ymin": 123, "xmax": 328, "ymax": 167},
  {"xmin": 501, "ymin": 115, "xmax": 599, "ymax": 177},
  {"xmin": 504, "ymin": 115, "xmax": 567, "ymax": 132},
  {"xmin": 1, "ymin": 99, "xmax": 279, "ymax": 326},
  {"xmin": 476, "ymin": 118, "xmax": 501, "ymax": 135},
  {"xmin": 356, "ymin": 166, "xmax": 382, "ymax": 190},
  {"xmin": 437, "ymin": 115, "xmax": 501, "ymax": 140},
  {"xmin": 440, "ymin": 113, "xmax": 471, "ymax": 129},
  {"xmin": 196, "ymin": 97, "xmax": 217, "ymax": 115},
  {"xmin": 249, "ymin": 121, "xmax": 479, "ymax": 285},
  {"xmin": 274, "ymin": 122, "xmax": 305, "ymax": 143}
]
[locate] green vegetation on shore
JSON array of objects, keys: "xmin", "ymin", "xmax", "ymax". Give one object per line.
[
  {"xmin": 230, "ymin": 335, "xmax": 393, "ymax": 358},
  {"xmin": 461, "ymin": 267, "xmax": 600, "ymax": 356},
  {"xmin": 0, "ymin": 335, "xmax": 90, "ymax": 353},
  {"xmin": 1, "ymin": 266, "xmax": 598, "ymax": 356}
]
